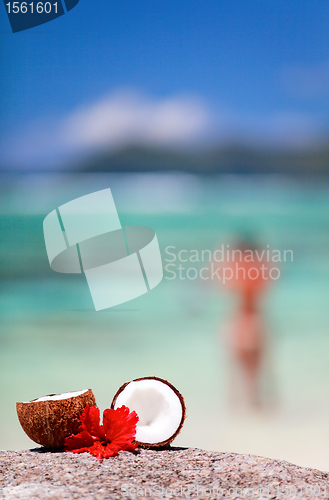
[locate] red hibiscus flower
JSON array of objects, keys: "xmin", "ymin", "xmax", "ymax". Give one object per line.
[{"xmin": 64, "ymin": 405, "xmax": 139, "ymax": 459}]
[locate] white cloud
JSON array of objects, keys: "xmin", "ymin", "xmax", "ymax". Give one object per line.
[
  {"xmin": 60, "ymin": 90, "xmax": 327, "ymax": 152},
  {"xmin": 0, "ymin": 89, "xmax": 211, "ymax": 169},
  {"xmin": 61, "ymin": 89, "xmax": 210, "ymax": 150},
  {"xmin": 1, "ymin": 88, "xmax": 328, "ymax": 170}
]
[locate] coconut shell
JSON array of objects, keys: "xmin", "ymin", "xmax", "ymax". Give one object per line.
[
  {"xmin": 111, "ymin": 376, "xmax": 186, "ymax": 448},
  {"xmin": 16, "ymin": 389, "xmax": 96, "ymax": 449}
]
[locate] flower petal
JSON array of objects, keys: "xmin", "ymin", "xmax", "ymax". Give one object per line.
[
  {"xmin": 102, "ymin": 443, "xmax": 120, "ymax": 459},
  {"xmin": 86, "ymin": 441, "xmax": 116, "ymax": 460},
  {"xmin": 79, "ymin": 405, "xmax": 106, "ymax": 441},
  {"xmin": 64, "ymin": 430, "xmax": 96, "ymax": 451},
  {"xmin": 103, "ymin": 405, "xmax": 138, "ymax": 451},
  {"xmin": 65, "ymin": 404, "xmax": 139, "ymax": 459}
]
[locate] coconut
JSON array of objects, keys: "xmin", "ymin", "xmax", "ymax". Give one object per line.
[
  {"xmin": 111, "ymin": 376, "xmax": 186, "ymax": 448},
  {"xmin": 16, "ymin": 389, "xmax": 96, "ymax": 449}
]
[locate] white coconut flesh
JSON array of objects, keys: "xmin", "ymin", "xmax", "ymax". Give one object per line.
[
  {"xmin": 113, "ymin": 379, "xmax": 183, "ymax": 444},
  {"xmin": 27, "ymin": 389, "xmax": 89, "ymax": 403}
]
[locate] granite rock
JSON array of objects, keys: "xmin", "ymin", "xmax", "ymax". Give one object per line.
[{"xmin": 1, "ymin": 448, "xmax": 328, "ymax": 499}]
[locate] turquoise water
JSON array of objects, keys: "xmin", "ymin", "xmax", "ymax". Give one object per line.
[{"xmin": 1, "ymin": 173, "xmax": 329, "ymax": 469}]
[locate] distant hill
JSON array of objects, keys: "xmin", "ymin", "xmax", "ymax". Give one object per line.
[{"xmin": 75, "ymin": 144, "xmax": 329, "ymax": 175}]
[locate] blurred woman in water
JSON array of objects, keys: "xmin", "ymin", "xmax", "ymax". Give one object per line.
[{"xmin": 215, "ymin": 239, "xmax": 276, "ymax": 410}]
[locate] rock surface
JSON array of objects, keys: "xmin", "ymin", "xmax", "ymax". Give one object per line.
[{"xmin": 0, "ymin": 448, "xmax": 328, "ymax": 499}]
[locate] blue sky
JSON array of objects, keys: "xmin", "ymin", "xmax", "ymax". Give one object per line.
[{"xmin": 1, "ymin": 0, "xmax": 329, "ymax": 168}]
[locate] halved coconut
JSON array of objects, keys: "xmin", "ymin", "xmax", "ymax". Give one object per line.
[
  {"xmin": 111, "ymin": 377, "xmax": 186, "ymax": 448},
  {"xmin": 16, "ymin": 389, "xmax": 95, "ymax": 449}
]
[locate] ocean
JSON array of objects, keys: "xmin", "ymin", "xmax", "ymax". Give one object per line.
[{"xmin": 1, "ymin": 172, "xmax": 329, "ymax": 471}]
